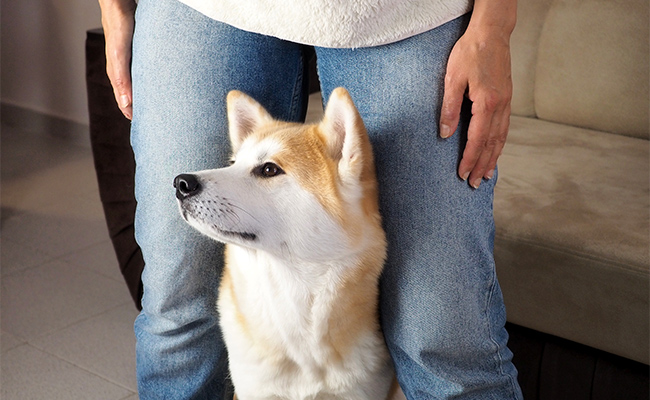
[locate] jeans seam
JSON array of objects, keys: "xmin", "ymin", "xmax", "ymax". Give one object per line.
[
  {"xmin": 288, "ymin": 49, "xmax": 306, "ymax": 121},
  {"xmin": 484, "ymin": 269, "xmax": 521, "ymax": 398}
]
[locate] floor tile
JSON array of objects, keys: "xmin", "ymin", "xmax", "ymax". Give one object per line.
[
  {"xmin": 1, "ymin": 120, "xmax": 139, "ymax": 399},
  {"xmin": 1, "ymin": 196, "xmax": 109, "ymax": 259},
  {"xmin": 1, "ymin": 344, "xmax": 133, "ymax": 400},
  {"xmin": 1, "ymin": 155, "xmax": 99, "ymax": 216},
  {"xmin": 31, "ymin": 303, "xmax": 139, "ymax": 392},
  {"xmin": 62, "ymin": 240, "xmax": 124, "ymax": 283},
  {"xmin": 1, "ymin": 260, "xmax": 131, "ymax": 340},
  {"xmin": 1, "ymin": 238, "xmax": 54, "ymax": 276},
  {"xmin": 1, "ymin": 330, "xmax": 26, "ymax": 353},
  {"xmin": 1, "ymin": 124, "xmax": 98, "ymax": 214}
]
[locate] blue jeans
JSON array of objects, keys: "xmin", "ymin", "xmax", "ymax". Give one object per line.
[{"xmin": 131, "ymin": 0, "xmax": 523, "ymax": 398}]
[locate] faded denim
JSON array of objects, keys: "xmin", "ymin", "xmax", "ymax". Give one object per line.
[{"xmin": 131, "ymin": 0, "xmax": 523, "ymax": 398}]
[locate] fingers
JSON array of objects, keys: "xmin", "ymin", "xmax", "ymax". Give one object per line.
[
  {"xmin": 459, "ymin": 101, "xmax": 509, "ymax": 188},
  {"xmin": 105, "ymin": 25, "xmax": 134, "ymax": 120},
  {"xmin": 440, "ymin": 24, "xmax": 513, "ymax": 189},
  {"xmin": 99, "ymin": 0, "xmax": 136, "ymax": 120},
  {"xmin": 483, "ymin": 107, "xmax": 510, "ymax": 178},
  {"xmin": 439, "ymin": 72, "xmax": 465, "ymax": 139},
  {"xmin": 107, "ymin": 55, "xmax": 133, "ymax": 120},
  {"xmin": 442, "ymin": 78, "xmax": 510, "ymax": 189}
]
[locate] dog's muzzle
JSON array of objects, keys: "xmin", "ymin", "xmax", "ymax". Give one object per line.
[{"xmin": 174, "ymin": 174, "xmax": 202, "ymax": 200}]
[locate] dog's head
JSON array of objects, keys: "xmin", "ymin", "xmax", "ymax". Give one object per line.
[{"xmin": 175, "ymin": 88, "xmax": 383, "ymax": 261}]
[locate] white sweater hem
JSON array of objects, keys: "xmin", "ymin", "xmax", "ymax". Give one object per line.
[{"xmin": 177, "ymin": 0, "xmax": 473, "ymax": 48}]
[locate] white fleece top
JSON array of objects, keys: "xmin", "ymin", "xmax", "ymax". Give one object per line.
[{"xmin": 177, "ymin": 0, "xmax": 473, "ymax": 48}]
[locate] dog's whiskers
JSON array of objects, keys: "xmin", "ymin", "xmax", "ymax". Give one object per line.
[{"xmin": 227, "ymin": 202, "xmax": 261, "ymax": 224}]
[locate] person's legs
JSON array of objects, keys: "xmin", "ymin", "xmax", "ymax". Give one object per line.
[
  {"xmin": 316, "ymin": 15, "xmax": 523, "ymax": 399},
  {"xmin": 131, "ymin": 1, "xmax": 309, "ymax": 398}
]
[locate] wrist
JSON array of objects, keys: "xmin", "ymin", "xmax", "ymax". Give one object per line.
[
  {"xmin": 99, "ymin": 0, "xmax": 136, "ymax": 17},
  {"xmin": 467, "ymin": 0, "xmax": 517, "ymax": 39}
]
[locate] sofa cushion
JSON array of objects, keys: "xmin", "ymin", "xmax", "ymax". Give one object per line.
[
  {"xmin": 509, "ymin": 0, "xmax": 553, "ymax": 117},
  {"xmin": 494, "ymin": 116, "xmax": 649, "ymax": 364},
  {"xmin": 533, "ymin": 0, "xmax": 649, "ymax": 139}
]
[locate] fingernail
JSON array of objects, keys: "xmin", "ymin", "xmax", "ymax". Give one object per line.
[
  {"xmin": 471, "ymin": 177, "xmax": 482, "ymax": 189},
  {"xmin": 440, "ymin": 124, "xmax": 451, "ymax": 138},
  {"xmin": 119, "ymin": 94, "xmax": 130, "ymax": 108},
  {"xmin": 485, "ymin": 170, "xmax": 494, "ymax": 180},
  {"xmin": 460, "ymin": 171, "xmax": 470, "ymax": 181}
]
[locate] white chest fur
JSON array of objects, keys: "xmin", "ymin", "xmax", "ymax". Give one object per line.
[{"xmin": 218, "ymin": 245, "xmax": 393, "ymax": 400}]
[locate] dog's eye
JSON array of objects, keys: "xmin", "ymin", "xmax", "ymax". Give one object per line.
[{"xmin": 255, "ymin": 162, "xmax": 284, "ymax": 178}]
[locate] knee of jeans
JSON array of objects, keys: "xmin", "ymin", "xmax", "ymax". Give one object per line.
[
  {"xmin": 137, "ymin": 282, "xmax": 221, "ymax": 339},
  {"xmin": 381, "ymin": 279, "xmax": 508, "ymax": 366},
  {"xmin": 141, "ymin": 303, "xmax": 218, "ymax": 333},
  {"xmin": 135, "ymin": 228, "xmax": 223, "ymax": 337},
  {"xmin": 386, "ymin": 311, "xmax": 488, "ymax": 362}
]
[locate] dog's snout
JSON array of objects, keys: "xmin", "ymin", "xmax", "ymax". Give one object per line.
[{"xmin": 174, "ymin": 174, "xmax": 202, "ymax": 200}]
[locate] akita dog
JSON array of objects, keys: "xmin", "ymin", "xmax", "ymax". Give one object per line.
[{"xmin": 174, "ymin": 88, "xmax": 397, "ymax": 399}]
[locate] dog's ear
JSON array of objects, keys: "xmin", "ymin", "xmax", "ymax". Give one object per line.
[
  {"xmin": 227, "ymin": 90, "xmax": 274, "ymax": 153},
  {"xmin": 320, "ymin": 88, "xmax": 371, "ymax": 184}
]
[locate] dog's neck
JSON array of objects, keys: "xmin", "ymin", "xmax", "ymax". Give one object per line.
[
  {"xmin": 227, "ymin": 243, "xmax": 363, "ymax": 288},
  {"xmin": 222, "ymin": 241, "xmax": 384, "ymax": 365}
]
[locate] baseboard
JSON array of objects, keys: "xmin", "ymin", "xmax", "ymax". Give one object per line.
[{"xmin": 1, "ymin": 102, "xmax": 91, "ymax": 148}]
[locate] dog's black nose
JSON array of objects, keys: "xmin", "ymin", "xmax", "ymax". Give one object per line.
[{"xmin": 174, "ymin": 174, "xmax": 201, "ymax": 200}]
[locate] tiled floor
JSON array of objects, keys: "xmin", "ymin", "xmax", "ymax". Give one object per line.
[{"xmin": 1, "ymin": 121, "xmax": 139, "ymax": 399}]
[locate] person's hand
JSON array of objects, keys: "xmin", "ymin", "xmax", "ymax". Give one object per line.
[
  {"xmin": 440, "ymin": 1, "xmax": 517, "ymax": 189},
  {"xmin": 99, "ymin": 0, "xmax": 136, "ymax": 120}
]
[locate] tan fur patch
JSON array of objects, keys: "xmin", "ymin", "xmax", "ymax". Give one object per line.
[
  {"xmin": 220, "ymin": 248, "xmax": 251, "ymax": 341},
  {"xmin": 250, "ymin": 123, "xmax": 347, "ymax": 224},
  {"xmin": 326, "ymin": 240, "xmax": 386, "ymax": 360}
]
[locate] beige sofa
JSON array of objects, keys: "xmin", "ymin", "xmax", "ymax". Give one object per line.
[{"xmin": 494, "ymin": 0, "xmax": 649, "ymax": 366}]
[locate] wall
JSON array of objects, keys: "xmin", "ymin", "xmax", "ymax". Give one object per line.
[{"xmin": 1, "ymin": 0, "xmax": 102, "ymax": 126}]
